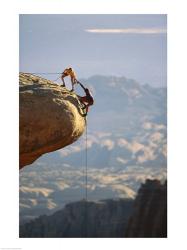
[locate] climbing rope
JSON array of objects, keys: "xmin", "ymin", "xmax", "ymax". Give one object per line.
[
  {"xmin": 24, "ymin": 72, "xmax": 62, "ymax": 75},
  {"xmin": 22, "ymin": 72, "xmax": 85, "ymax": 83},
  {"xmin": 85, "ymin": 118, "xmax": 88, "ymax": 201},
  {"xmin": 84, "ymin": 117, "xmax": 88, "ymax": 237},
  {"xmin": 53, "ymin": 75, "xmax": 61, "ymax": 82},
  {"xmin": 22, "ymin": 72, "xmax": 62, "ymax": 82},
  {"xmin": 21, "ymin": 72, "xmax": 59, "ymax": 82}
]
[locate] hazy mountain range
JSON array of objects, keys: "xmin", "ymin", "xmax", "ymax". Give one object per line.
[
  {"xmin": 20, "ymin": 179, "xmax": 167, "ymax": 238},
  {"xmin": 20, "ymin": 75, "xmax": 167, "ymax": 224},
  {"xmin": 20, "ymin": 198, "xmax": 133, "ymax": 238}
]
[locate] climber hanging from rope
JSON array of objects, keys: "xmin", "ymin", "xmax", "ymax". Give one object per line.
[
  {"xmin": 61, "ymin": 67, "xmax": 78, "ymax": 92},
  {"xmin": 78, "ymin": 81, "xmax": 94, "ymax": 116}
]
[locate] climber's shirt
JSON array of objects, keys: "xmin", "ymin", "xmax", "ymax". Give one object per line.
[
  {"xmin": 62, "ymin": 68, "xmax": 77, "ymax": 79},
  {"xmin": 85, "ymin": 89, "xmax": 94, "ymax": 105}
]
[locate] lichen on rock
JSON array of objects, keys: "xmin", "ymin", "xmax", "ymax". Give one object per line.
[{"xmin": 19, "ymin": 73, "xmax": 86, "ymax": 169}]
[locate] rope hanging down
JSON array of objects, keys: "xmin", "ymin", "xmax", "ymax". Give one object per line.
[
  {"xmin": 84, "ymin": 118, "xmax": 88, "ymax": 237},
  {"xmin": 85, "ymin": 118, "xmax": 88, "ymax": 201}
]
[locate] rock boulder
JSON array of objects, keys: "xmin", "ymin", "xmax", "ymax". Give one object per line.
[{"xmin": 19, "ymin": 73, "xmax": 86, "ymax": 169}]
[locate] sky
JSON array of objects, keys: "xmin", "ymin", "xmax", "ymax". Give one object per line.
[{"xmin": 19, "ymin": 14, "xmax": 167, "ymax": 87}]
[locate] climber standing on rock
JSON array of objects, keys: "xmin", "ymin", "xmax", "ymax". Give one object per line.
[
  {"xmin": 61, "ymin": 67, "xmax": 78, "ymax": 92},
  {"xmin": 78, "ymin": 81, "xmax": 94, "ymax": 116}
]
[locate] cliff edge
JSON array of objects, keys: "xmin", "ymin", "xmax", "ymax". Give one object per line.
[{"xmin": 19, "ymin": 73, "xmax": 86, "ymax": 169}]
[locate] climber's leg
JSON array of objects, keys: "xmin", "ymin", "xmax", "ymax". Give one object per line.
[
  {"xmin": 70, "ymin": 77, "xmax": 75, "ymax": 92},
  {"xmin": 85, "ymin": 104, "xmax": 89, "ymax": 113},
  {"xmin": 61, "ymin": 75, "xmax": 66, "ymax": 87}
]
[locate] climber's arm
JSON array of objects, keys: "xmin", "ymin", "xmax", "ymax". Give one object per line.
[{"xmin": 78, "ymin": 81, "xmax": 86, "ymax": 91}]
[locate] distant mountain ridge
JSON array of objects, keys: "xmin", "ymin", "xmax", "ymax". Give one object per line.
[
  {"xmin": 20, "ymin": 198, "xmax": 134, "ymax": 238},
  {"xmin": 20, "ymin": 179, "xmax": 167, "ymax": 238},
  {"xmin": 77, "ymin": 75, "xmax": 167, "ymax": 135},
  {"xmin": 81, "ymin": 75, "xmax": 166, "ymax": 113}
]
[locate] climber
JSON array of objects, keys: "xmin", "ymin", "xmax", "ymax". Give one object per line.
[
  {"xmin": 61, "ymin": 67, "xmax": 78, "ymax": 91},
  {"xmin": 78, "ymin": 81, "xmax": 94, "ymax": 116}
]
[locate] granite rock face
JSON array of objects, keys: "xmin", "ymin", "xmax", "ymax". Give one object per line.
[
  {"xmin": 125, "ymin": 179, "xmax": 167, "ymax": 237},
  {"xmin": 19, "ymin": 73, "xmax": 86, "ymax": 169},
  {"xmin": 19, "ymin": 199, "xmax": 134, "ymax": 238}
]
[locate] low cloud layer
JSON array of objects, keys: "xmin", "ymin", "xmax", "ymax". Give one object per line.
[{"xmin": 85, "ymin": 28, "xmax": 166, "ymax": 34}]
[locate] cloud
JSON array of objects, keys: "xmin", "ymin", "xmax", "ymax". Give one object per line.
[
  {"xmin": 85, "ymin": 28, "xmax": 166, "ymax": 34},
  {"xmin": 137, "ymin": 148, "xmax": 156, "ymax": 163},
  {"xmin": 150, "ymin": 132, "xmax": 163, "ymax": 142},
  {"xmin": 143, "ymin": 122, "xmax": 166, "ymax": 130},
  {"xmin": 20, "ymin": 186, "xmax": 54, "ymax": 197},
  {"xmin": 129, "ymin": 141, "xmax": 145, "ymax": 154},
  {"xmin": 59, "ymin": 145, "xmax": 82, "ymax": 157},
  {"xmin": 95, "ymin": 132, "xmax": 112, "ymax": 138},
  {"xmin": 55, "ymin": 181, "xmax": 70, "ymax": 190},
  {"xmin": 162, "ymin": 144, "xmax": 167, "ymax": 158},
  {"xmin": 117, "ymin": 138, "xmax": 129, "ymax": 147},
  {"xmin": 111, "ymin": 184, "xmax": 136, "ymax": 199},
  {"xmin": 47, "ymin": 199, "xmax": 57, "ymax": 210},
  {"xmin": 116, "ymin": 157, "xmax": 128, "ymax": 164},
  {"xmin": 101, "ymin": 139, "xmax": 115, "ymax": 150},
  {"xmin": 143, "ymin": 122, "xmax": 153, "ymax": 130},
  {"xmin": 117, "ymin": 138, "xmax": 144, "ymax": 154}
]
